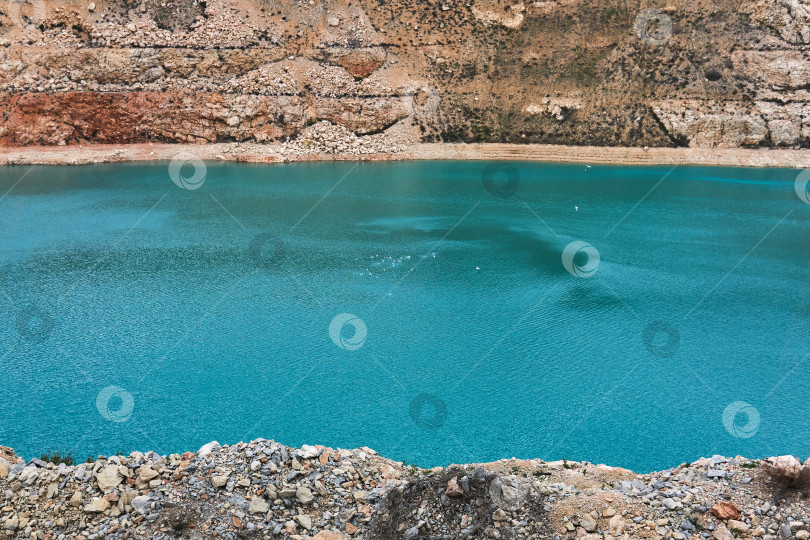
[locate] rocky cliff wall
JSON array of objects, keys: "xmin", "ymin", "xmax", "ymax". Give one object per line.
[{"xmin": 0, "ymin": 0, "xmax": 808, "ymax": 148}]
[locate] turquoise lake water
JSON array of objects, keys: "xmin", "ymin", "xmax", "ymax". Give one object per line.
[{"xmin": 0, "ymin": 160, "xmax": 808, "ymax": 472}]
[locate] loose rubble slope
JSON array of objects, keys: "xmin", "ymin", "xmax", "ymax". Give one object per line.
[{"xmin": 1, "ymin": 441, "xmax": 809, "ymax": 540}]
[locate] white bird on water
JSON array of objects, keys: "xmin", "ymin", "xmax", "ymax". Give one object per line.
[{"xmin": 575, "ymin": 205, "xmax": 579, "ymax": 212}]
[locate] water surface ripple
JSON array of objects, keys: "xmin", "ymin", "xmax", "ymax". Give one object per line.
[{"xmin": 0, "ymin": 160, "xmax": 808, "ymax": 472}]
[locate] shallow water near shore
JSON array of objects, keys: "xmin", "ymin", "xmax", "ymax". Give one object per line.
[{"xmin": 0, "ymin": 160, "xmax": 808, "ymax": 472}]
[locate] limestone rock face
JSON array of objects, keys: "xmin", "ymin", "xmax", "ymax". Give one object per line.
[
  {"xmin": 731, "ymin": 50, "xmax": 810, "ymax": 93},
  {"xmin": 0, "ymin": 0, "xmax": 808, "ymax": 148},
  {"xmin": 747, "ymin": 0, "xmax": 810, "ymax": 44},
  {"xmin": 472, "ymin": 0, "xmax": 526, "ymax": 28},
  {"xmin": 756, "ymin": 102, "xmax": 809, "ymax": 147},
  {"xmin": 652, "ymin": 100, "xmax": 769, "ymax": 148}
]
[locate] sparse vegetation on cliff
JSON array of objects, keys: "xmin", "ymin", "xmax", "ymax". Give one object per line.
[{"xmin": 0, "ymin": 0, "xmax": 807, "ymax": 149}]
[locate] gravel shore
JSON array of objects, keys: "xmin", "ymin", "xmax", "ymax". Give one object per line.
[
  {"xmin": 1, "ymin": 441, "xmax": 808, "ymax": 540},
  {"xmin": 1, "ymin": 142, "xmax": 810, "ymax": 169}
]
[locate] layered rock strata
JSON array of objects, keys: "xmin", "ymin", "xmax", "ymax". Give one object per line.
[{"xmin": 0, "ymin": 0, "xmax": 808, "ymax": 149}]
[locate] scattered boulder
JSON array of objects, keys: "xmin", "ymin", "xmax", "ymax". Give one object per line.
[
  {"xmin": 3, "ymin": 515, "xmax": 18, "ymax": 531},
  {"xmin": 295, "ymin": 514, "xmax": 312, "ymax": 529},
  {"xmin": 137, "ymin": 465, "xmax": 159, "ymax": 482},
  {"xmin": 131, "ymin": 495, "xmax": 152, "ymax": 515},
  {"xmin": 198, "ymin": 441, "xmax": 220, "ymax": 458},
  {"xmin": 712, "ymin": 501, "xmax": 741, "ymax": 520},
  {"xmin": 249, "ymin": 496, "xmax": 269, "ymax": 515},
  {"xmin": 83, "ymin": 497, "xmax": 110, "ymax": 513},
  {"xmin": 95, "ymin": 465, "xmax": 123, "ymax": 492},
  {"xmin": 580, "ymin": 514, "xmax": 598, "ymax": 532},
  {"xmin": 767, "ymin": 455, "xmax": 804, "ymax": 486},
  {"xmin": 1, "ymin": 446, "xmax": 23, "ymax": 463},
  {"xmin": 212, "ymin": 475, "xmax": 228, "ymax": 488},
  {"xmin": 296, "ymin": 486, "xmax": 314, "ymax": 504},
  {"xmin": 729, "ymin": 519, "xmax": 750, "ymax": 533},
  {"xmin": 313, "ymin": 531, "xmax": 348, "ymax": 540},
  {"xmin": 608, "ymin": 515, "xmax": 626, "ymax": 535},
  {"xmin": 713, "ymin": 524, "xmax": 736, "ymax": 540},
  {"xmin": 445, "ymin": 476, "xmax": 463, "ymax": 498}
]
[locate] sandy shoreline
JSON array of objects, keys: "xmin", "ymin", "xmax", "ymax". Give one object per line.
[{"xmin": 1, "ymin": 142, "xmax": 809, "ymax": 168}]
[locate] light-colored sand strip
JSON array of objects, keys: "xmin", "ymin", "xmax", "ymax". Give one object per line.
[
  {"xmin": 1, "ymin": 142, "xmax": 809, "ymax": 168},
  {"xmin": 411, "ymin": 143, "xmax": 810, "ymax": 168}
]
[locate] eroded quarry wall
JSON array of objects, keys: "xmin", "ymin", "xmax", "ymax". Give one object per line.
[{"xmin": 0, "ymin": 0, "xmax": 808, "ymax": 148}]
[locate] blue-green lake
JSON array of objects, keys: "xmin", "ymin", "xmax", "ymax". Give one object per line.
[{"xmin": 1, "ymin": 160, "xmax": 808, "ymax": 472}]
